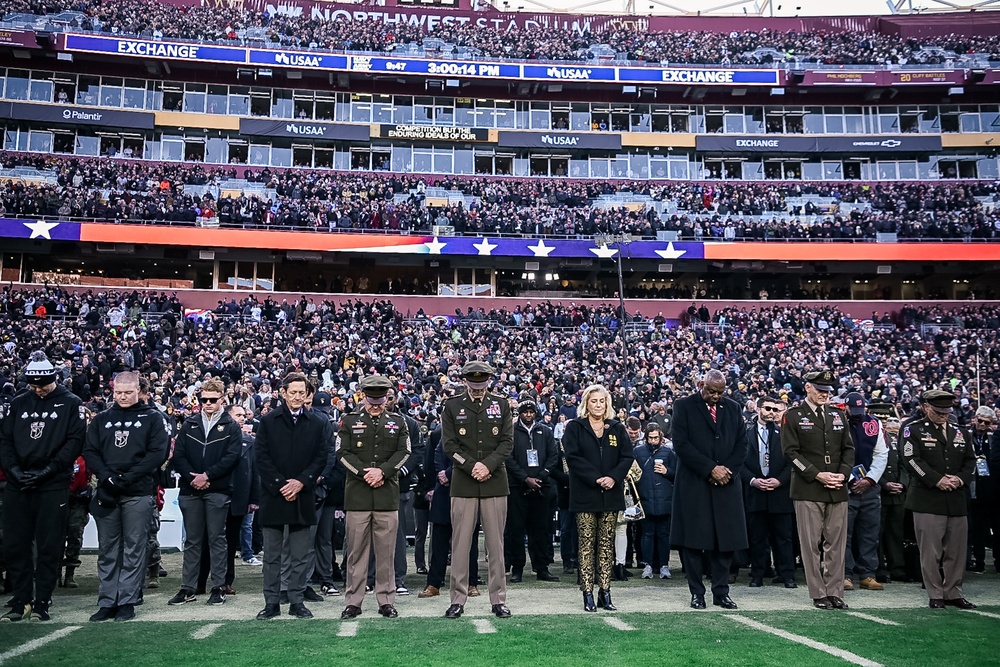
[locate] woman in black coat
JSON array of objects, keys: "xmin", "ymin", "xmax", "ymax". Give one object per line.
[{"xmin": 562, "ymin": 384, "xmax": 634, "ymax": 613}]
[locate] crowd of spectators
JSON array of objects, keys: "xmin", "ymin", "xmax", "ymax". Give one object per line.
[
  {"xmin": 4, "ymin": 286, "xmax": 1000, "ymax": 433},
  {"xmin": 2, "ymin": 153, "xmax": 999, "ymax": 242},
  {"xmin": 4, "ymin": 0, "xmax": 1000, "ymax": 64}
]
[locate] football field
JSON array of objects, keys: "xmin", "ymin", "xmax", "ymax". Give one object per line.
[{"xmin": 2, "ymin": 552, "xmax": 999, "ymax": 667}]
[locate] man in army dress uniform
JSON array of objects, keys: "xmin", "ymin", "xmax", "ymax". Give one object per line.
[
  {"xmin": 337, "ymin": 376, "xmax": 411, "ymax": 620},
  {"xmin": 442, "ymin": 361, "xmax": 514, "ymax": 619},
  {"xmin": 781, "ymin": 369, "xmax": 854, "ymax": 611},
  {"xmin": 900, "ymin": 389, "xmax": 977, "ymax": 609}
]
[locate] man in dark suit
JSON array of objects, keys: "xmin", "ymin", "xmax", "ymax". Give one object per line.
[
  {"xmin": 670, "ymin": 369, "xmax": 748, "ymax": 610},
  {"xmin": 505, "ymin": 399, "xmax": 560, "ymax": 583},
  {"xmin": 741, "ymin": 393, "xmax": 796, "ymax": 588},
  {"xmin": 781, "ymin": 369, "xmax": 854, "ymax": 611},
  {"xmin": 254, "ymin": 372, "xmax": 330, "ymax": 620}
]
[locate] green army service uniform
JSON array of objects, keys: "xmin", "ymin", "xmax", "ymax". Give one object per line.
[
  {"xmin": 781, "ymin": 370, "xmax": 855, "ymax": 605},
  {"xmin": 442, "ymin": 382, "xmax": 514, "ymax": 609},
  {"xmin": 901, "ymin": 417, "xmax": 975, "ymax": 603},
  {"xmin": 337, "ymin": 383, "xmax": 410, "ymax": 612}
]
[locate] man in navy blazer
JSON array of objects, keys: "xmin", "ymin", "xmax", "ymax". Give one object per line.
[
  {"xmin": 741, "ymin": 394, "xmax": 797, "ymax": 588},
  {"xmin": 670, "ymin": 369, "xmax": 748, "ymax": 610}
]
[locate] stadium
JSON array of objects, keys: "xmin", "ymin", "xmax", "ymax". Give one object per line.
[{"xmin": 1, "ymin": 0, "xmax": 1000, "ymax": 664}]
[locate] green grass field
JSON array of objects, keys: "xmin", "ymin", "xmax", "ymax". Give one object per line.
[{"xmin": 2, "ymin": 607, "xmax": 999, "ymax": 667}]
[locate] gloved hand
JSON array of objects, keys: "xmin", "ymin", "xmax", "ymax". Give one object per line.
[
  {"xmin": 10, "ymin": 466, "xmax": 38, "ymax": 490},
  {"xmin": 30, "ymin": 463, "xmax": 57, "ymax": 483},
  {"xmin": 100, "ymin": 474, "xmax": 127, "ymax": 494}
]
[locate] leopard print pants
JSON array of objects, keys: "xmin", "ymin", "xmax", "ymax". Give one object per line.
[{"xmin": 577, "ymin": 511, "xmax": 617, "ymax": 592}]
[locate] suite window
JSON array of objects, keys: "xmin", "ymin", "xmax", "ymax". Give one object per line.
[
  {"xmin": 207, "ymin": 86, "xmax": 228, "ymax": 115},
  {"xmin": 229, "ymin": 87, "xmax": 250, "ymax": 116},
  {"xmin": 6, "ymin": 70, "xmax": 29, "ymax": 100},
  {"xmin": 28, "ymin": 71, "xmax": 53, "ymax": 102},
  {"xmin": 183, "ymin": 83, "xmax": 206, "ymax": 113},
  {"xmin": 123, "ymin": 80, "xmax": 145, "ymax": 109}
]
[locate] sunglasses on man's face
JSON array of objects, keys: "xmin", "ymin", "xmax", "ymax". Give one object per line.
[
  {"xmin": 199, "ymin": 396, "xmax": 222, "ymax": 404},
  {"xmin": 976, "ymin": 418, "xmax": 993, "ymax": 425},
  {"xmin": 759, "ymin": 406, "xmax": 779, "ymax": 412}
]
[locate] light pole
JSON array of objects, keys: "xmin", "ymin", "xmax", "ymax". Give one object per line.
[{"xmin": 595, "ymin": 232, "xmax": 633, "ymax": 393}]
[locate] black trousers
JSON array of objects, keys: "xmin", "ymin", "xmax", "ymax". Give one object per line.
[
  {"xmin": 2, "ymin": 485, "xmax": 69, "ymax": 605},
  {"xmin": 426, "ymin": 522, "xmax": 478, "ymax": 589},
  {"xmin": 682, "ymin": 547, "xmax": 733, "ymax": 600},
  {"xmin": 968, "ymin": 497, "xmax": 1000, "ymax": 568},
  {"xmin": 878, "ymin": 501, "xmax": 907, "ymax": 579},
  {"xmin": 747, "ymin": 511, "xmax": 795, "ymax": 580},
  {"xmin": 505, "ymin": 486, "xmax": 555, "ymax": 573}
]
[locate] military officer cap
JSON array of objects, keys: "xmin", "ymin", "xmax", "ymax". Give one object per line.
[
  {"xmin": 360, "ymin": 375, "xmax": 393, "ymax": 404},
  {"xmin": 804, "ymin": 369, "xmax": 836, "ymax": 392},
  {"xmin": 867, "ymin": 400, "xmax": 895, "ymax": 419},
  {"xmin": 518, "ymin": 399, "xmax": 537, "ymax": 414},
  {"xmin": 461, "ymin": 361, "xmax": 495, "ymax": 390},
  {"xmin": 922, "ymin": 388, "xmax": 956, "ymax": 414}
]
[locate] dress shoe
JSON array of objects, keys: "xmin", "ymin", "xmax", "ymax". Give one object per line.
[
  {"xmin": 945, "ymin": 598, "xmax": 977, "ymax": 610},
  {"xmin": 597, "ymin": 589, "xmax": 617, "ymax": 611},
  {"xmin": 827, "ymin": 596, "xmax": 849, "ymax": 610},
  {"xmin": 843, "ymin": 578, "xmax": 854, "ymax": 591},
  {"xmin": 114, "ymin": 604, "xmax": 135, "ymax": 622},
  {"xmin": 341, "ymin": 605, "xmax": 362, "ymax": 619},
  {"xmin": 468, "ymin": 586, "xmax": 481, "ymax": 597},
  {"xmin": 690, "ymin": 595, "xmax": 707, "ymax": 610},
  {"xmin": 813, "ymin": 598, "xmax": 833, "ymax": 610},
  {"xmin": 583, "ymin": 592, "xmax": 597, "ymax": 612},
  {"xmin": 90, "ymin": 606, "xmax": 118, "ymax": 622},
  {"xmin": 784, "ymin": 580, "xmax": 798, "ymax": 589},
  {"xmin": 714, "ymin": 596, "xmax": 738, "ymax": 610},
  {"xmin": 378, "ymin": 604, "xmax": 399, "ymax": 618},
  {"xmin": 444, "ymin": 604, "xmax": 464, "ymax": 619},
  {"xmin": 748, "ymin": 578, "xmax": 764, "ymax": 588},
  {"xmin": 304, "ymin": 586, "xmax": 325, "ymax": 602},
  {"xmin": 288, "ymin": 603, "xmax": 313, "ymax": 619},
  {"xmin": 536, "ymin": 568, "xmax": 560, "ymax": 583},
  {"xmin": 256, "ymin": 604, "xmax": 280, "ymax": 620},
  {"xmin": 929, "ymin": 599, "xmax": 946, "ymax": 610},
  {"xmin": 492, "ymin": 604, "xmax": 512, "ymax": 618},
  {"xmin": 860, "ymin": 577, "xmax": 884, "ymax": 591},
  {"xmin": 510, "ymin": 570, "xmax": 523, "ymax": 583},
  {"xmin": 417, "ymin": 585, "xmax": 440, "ymax": 599}
]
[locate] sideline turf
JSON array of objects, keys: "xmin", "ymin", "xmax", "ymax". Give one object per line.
[{"xmin": 2, "ymin": 609, "xmax": 998, "ymax": 667}]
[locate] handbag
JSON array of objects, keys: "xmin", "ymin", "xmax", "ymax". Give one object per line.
[{"xmin": 622, "ymin": 477, "xmax": 645, "ymax": 523}]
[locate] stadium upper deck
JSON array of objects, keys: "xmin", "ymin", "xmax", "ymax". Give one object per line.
[{"xmin": 1, "ymin": 2, "xmax": 999, "ymax": 298}]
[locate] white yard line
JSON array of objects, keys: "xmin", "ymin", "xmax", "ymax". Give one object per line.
[
  {"xmin": 963, "ymin": 609, "xmax": 1000, "ymax": 620},
  {"xmin": 0, "ymin": 626, "xmax": 81, "ymax": 665},
  {"xmin": 191, "ymin": 623, "xmax": 224, "ymax": 639},
  {"xmin": 728, "ymin": 615, "xmax": 884, "ymax": 667},
  {"xmin": 337, "ymin": 621, "xmax": 359, "ymax": 637},
  {"xmin": 472, "ymin": 619, "xmax": 496, "ymax": 634},
  {"xmin": 602, "ymin": 617, "xmax": 636, "ymax": 631},
  {"xmin": 845, "ymin": 612, "xmax": 901, "ymax": 627}
]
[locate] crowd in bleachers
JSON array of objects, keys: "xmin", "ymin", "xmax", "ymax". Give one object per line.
[
  {"xmin": 4, "ymin": 0, "xmax": 1000, "ymax": 64},
  {"xmin": 2, "ymin": 153, "xmax": 999, "ymax": 241},
  {"xmin": 4, "ymin": 286, "xmax": 1000, "ymax": 420}
]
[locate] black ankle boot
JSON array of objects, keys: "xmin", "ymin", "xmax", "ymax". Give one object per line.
[
  {"xmin": 598, "ymin": 588, "xmax": 617, "ymax": 611},
  {"xmin": 583, "ymin": 591, "xmax": 597, "ymax": 612},
  {"xmin": 612, "ymin": 564, "xmax": 623, "ymax": 581}
]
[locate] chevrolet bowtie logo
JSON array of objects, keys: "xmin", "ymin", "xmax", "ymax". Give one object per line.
[{"xmin": 880, "ymin": 139, "xmax": 902, "ymax": 148}]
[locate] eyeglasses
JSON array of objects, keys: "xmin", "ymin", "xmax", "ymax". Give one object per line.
[
  {"xmin": 198, "ymin": 396, "xmax": 222, "ymax": 404},
  {"xmin": 759, "ymin": 406, "xmax": 779, "ymax": 412},
  {"xmin": 976, "ymin": 419, "xmax": 993, "ymax": 425}
]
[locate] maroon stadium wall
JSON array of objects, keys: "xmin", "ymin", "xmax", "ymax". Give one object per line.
[{"xmin": 15, "ymin": 283, "xmax": 993, "ymax": 322}]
